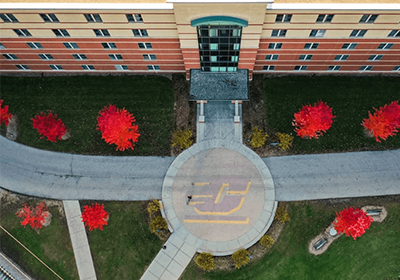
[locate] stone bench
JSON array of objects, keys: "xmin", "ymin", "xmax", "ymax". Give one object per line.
[
  {"xmin": 366, "ymin": 209, "xmax": 382, "ymax": 216},
  {"xmin": 314, "ymin": 238, "xmax": 327, "ymax": 250}
]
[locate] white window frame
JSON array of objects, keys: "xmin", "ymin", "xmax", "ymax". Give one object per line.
[
  {"xmin": 126, "ymin": 14, "xmax": 143, "ymax": 23},
  {"xmin": 3, "ymin": 54, "xmax": 18, "ymax": 60},
  {"xmin": 334, "ymin": 55, "xmax": 349, "ymax": 61},
  {"xmin": 294, "ymin": 65, "xmax": 307, "ymax": 71},
  {"xmin": 377, "ymin": 43, "xmax": 393, "ymax": 50},
  {"xmin": 138, "ymin": 43, "xmax": 152, "ymax": 49},
  {"xmin": 132, "ymin": 29, "xmax": 148, "ymax": 37},
  {"xmin": 359, "ymin": 14, "xmax": 378, "ymax": 24},
  {"xmin": 147, "ymin": 65, "xmax": 160, "ymax": 71},
  {"xmin": 299, "ymin": 54, "xmax": 313, "ymax": 61},
  {"xmin": 271, "ymin": 29, "xmax": 287, "ymax": 37},
  {"xmin": 275, "ymin": 14, "xmax": 292, "ymax": 23},
  {"xmin": 268, "ymin": 43, "xmax": 282, "ymax": 50},
  {"xmin": 393, "ymin": 66, "xmax": 400, "ymax": 71},
  {"xmin": 263, "ymin": 65, "xmax": 275, "ymax": 71},
  {"xmin": 316, "ymin": 14, "xmax": 334, "ymax": 23},
  {"xmin": 310, "ymin": 29, "xmax": 326, "ymax": 37},
  {"xmin": 0, "ymin": 13, "xmax": 19, "ymax": 23},
  {"xmin": 327, "ymin": 65, "xmax": 341, "ymax": 71},
  {"xmin": 84, "ymin": 14, "xmax": 102, "ymax": 23},
  {"xmin": 13, "ymin": 29, "xmax": 31, "ymax": 37},
  {"xmin": 359, "ymin": 65, "xmax": 373, "ymax": 71},
  {"xmin": 27, "ymin": 42, "xmax": 43, "ymax": 49},
  {"xmin": 0, "ymin": 43, "xmax": 5, "ymax": 49},
  {"xmin": 368, "ymin": 55, "xmax": 383, "ymax": 61},
  {"xmin": 52, "ymin": 29, "xmax": 69, "ymax": 37},
  {"xmin": 72, "ymin": 54, "xmax": 87, "ymax": 60},
  {"xmin": 388, "ymin": 30, "xmax": 400, "ymax": 37},
  {"xmin": 115, "ymin": 65, "xmax": 129, "ymax": 71},
  {"xmin": 40, "ymin": 14, "xmax": 59, "ymax": 23},
  {"xmin": 16, "ymin": 64, "xmax": 29, "ymax": 70},
  {"xmin": 93, "ymin": 29, "xmax": 110, "ymax": 37},
  {"xmin": 143, "ymin": 54, "xmax": 156, "ymax": 60},
  {"xmin": 81, "ymin": 65, "xmax": 95, "ymax": 71},
  {"xmin": 342, "ymin": 43, "xmax": 357, "ymax": 50},
  {"xmin": 39, "ymin": 54, "xmax": 54, "ymax": 60},
  {"xmin": 265, "ymin": 54, "xmax": 279, "ymax": 61},
  {"xmin": 63, "ymin": 42, "xmax": 79, "ymax": 49},
  {"xmin": 304, "ymin": 43, "xmax": 319, "ymax": 50},
  {"xmin": 50, "ymin": 64, "xmax": 63, "ymax": 70},
  {"xmin": 109, "ymin": 54, "xmax": 123, "ymax": 60},
  {"xmin": 101, "ymin": 42, "xmax": 117, "ymax": 49},
  {"xmin": 350, "ymin": 30, "xmax": 367, "ymax": 37}
]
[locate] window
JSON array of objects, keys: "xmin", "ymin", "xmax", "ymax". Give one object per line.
[
  {"xmin": 334, "ymin": 55, "xmax": 349, "ymax": 61},
  {"xmin": 52, "ymin": 29, "xmax": 70, "ymax": 37},
  {"xmin": 126, "ymin": 14, "xmax": 143, "ymax": 23},
  {"xmin": 39, "ymin": 54, "xmax": 54, "ymax": 60},
  {"xmin": 268, "ymin": 43, "xmax": 282, "ymax": 49},
  {"xmin": 81, "ymin": 65, "xmax": 95, "ymax": 70},
  {"xmin": 271, "ymin": 29, "xmax": 287, "ymax": 37},
  {"xmin": 101, "ymin": 42, "xmax": 117, "ymax": 49},
  {"xmin": 0, "ymin": 43, "xmax": 5, "ymax": 49},
  {"xmin": 27, "ymin": 42, "xmax": 43, "ymax": 49},
  {"xmin": 147, "ymin": 65, "xmax": 160, "ymax": 71},
  {"xmin": 359, "ymin": 14, "xmax": 378, "ymax": 23},
  {"xmin": 275, "ymin": 14, "xmax": 292, "ymax": 23},
  {"xmin": 50, "ymin": 65, "xmax": 63, "ymax": 70},
  {"xmin": 368, "ymin": 55, "xmax": 383, "ymax": 61},
  {"xmin": 132, "ymin": 29, "xmax": 148, "ymax": 37},
  {"xmin": 265, "ymin": 55, "xmax": 279, "ymax": 60},
  {"xmin": 310, "ymin": 29, "xmax": 326, "ymax": 37},
  {"xmin": 304, "ymin": 43, "xmax": 319, "ymax": 49},
  {"xmin": 359, "ymin": 65, "xmax": 373, "ymax": 71},
  {"xmin": 13, "ymin": 29, "xmax": 32, "ymax": 37},
  {"xmin": 109, "ymin": 54, "xmax": 123, "ymax": 60},
  {"xmin": 377, "ymin": 43, "xmax": 393, "ymax": 50},
  {"xmin": 40, "ymin": 14, "xmax": 59, "ymax": 23},
  {"xmin": 2, "ymin": 54, "xmax": 18, "ymax": 60},
  {"xmin": 16, "ymin": 64, "xmax": 29, "ymax": 70},
  {"xmin": 350, "ymin": 30, "xmax": 367, "ymax": 37},
  {"xmin": 294, "ymin": 65, "xmax": 307, "ymax": 71},
  {"xmin": 388, "ymin": 30, "xmax": 400, "ymax": 37},
  {"xmin": 263, "ymin": 65, "xmax": 275, "ymax": 71},
  {"xmin": 138, "ymin": 42, "xmax": 152, "ymax": 49},
  {"xmin": 328, "ymin": 66, "xmax": 341, "ymax": 71},
  {"xmin": 316, "ymin": 14, "xmax": 334, "ymax": 23},
  {"xmin": 63, "ymin": 42, "xmax": 79, "ymax": 49},
  {"xmin": 84, "ymin": 14, "xmax": 102, "ymax": 22},
  {"xmin": 93, "ymin": 29, "xmax": 110, "ymax": 37},
  {"xmin": 393, "ymin": 66, "xmax": 400, "ymax": 71},
  {"xmin": 143, "ymin": 54, "xmax": 156, "ymax": 60},
  {"xmin": 0, "ymin": 13, "xmax": 19, "ymax": 23},
  {"xmin": 72, "ymin": 54, "xmax": 87, "ymax": 60},
  {"xmin": 299, "ymin": 54, "xmax": 313, "ymax": 61},
  {"xmin": 115, "ymin": 65, "xmax": 129, "ymax": 70},
  {"xmin": 342, "ymin": 43, "xmax": 357, "ymax": 50}
]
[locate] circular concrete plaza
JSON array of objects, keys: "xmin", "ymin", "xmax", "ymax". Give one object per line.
[{"xmin": 162, "ymin": 140, "xmax": 276, "ymax": 256}]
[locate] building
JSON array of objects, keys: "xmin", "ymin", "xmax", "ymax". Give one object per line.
[{"xmin": 1, "ymin": 0, "xmax": 399, "ymax": 79}]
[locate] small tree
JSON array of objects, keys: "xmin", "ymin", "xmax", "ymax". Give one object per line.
[
  {"xmin": 0, "ymin": 99, "xmax": 12, "ymax": 126},
  {"xmin": 32, "ymin": 111, "xmax": 67, "ymax": 142},
  {"xmin": 97, "ymin": 104, "xmax": 140, "ymax": 151},
  {"xmin": 147, "ymin": 199, "xmax": 161, "ymax": 216},
  {"xmin": 333, "ymin": 207, "xmax": 373, "ymax": 240},
  {"xmin": 277, "ymin": 132, "xmax": 293, "ymax": 151},
  {"xmin": 149, "ymin": 216, "xmax": 168, "ymax": 234},
  {"xmin": 172, "ymin": 128, "xmax": 193, "ymax": 149},
  {"xmin": 16, "ymin": 202, "xmax": 49, "ymax": 230},
  {"xmin": 293, "ymin": 101, "xmax": 335, "ymax": 139},
  {"xmin": 250, "ymin": 127, "xmax": 268, "ymax": 148},
  {"xmin": 274, "ymin": 205, "xmax": 290, "ymax": 223},
  {"xmin": 81, "ymin": 203, "xmax": 109, "ymax": 231},
  {"xmin": 260, "ymin": 235, "xmax": 275, "ymax": 248},
  {"xmin": 362, "ymin": 100, "xmax": 400, "ymax": 142},
  {"xmin": 231, "ymin": 249, "xmax": 250, "ymax": 269},
  {"xmin": 195, "ymin": 252, "xmax": 215, "ymax": 271}
]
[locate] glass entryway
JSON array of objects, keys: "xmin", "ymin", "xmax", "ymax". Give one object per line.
[{"xmin": 197, "ymin": 25, "xmax": 242, "ymax": 72}]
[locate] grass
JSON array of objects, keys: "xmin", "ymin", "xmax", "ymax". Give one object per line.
[
  {"xmin": 0, "ymin": 196, "xmax": 78, "ymax": 280},
  {"xmin": 180, "ymin": 196, "xmax": 400, "ymax": 280},
  {"xmin": 82, "ymin": 201, "xmax": 163, "ymax": 280},
  {"xmin": 0, "ymin": 75, "xmax": 175, "ymax": 156},
  {"xmin": 264, "ymin": 76, "xmax": 400, "ymax": 154}
]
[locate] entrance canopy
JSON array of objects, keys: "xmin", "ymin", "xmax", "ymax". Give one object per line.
[
  {"xmin": 189, "ymin": 69, "xmax": 249, "ymax": 101},
  {"xmin": 191, "ymin": 16, "xmax": 248, "ymax": 27}
]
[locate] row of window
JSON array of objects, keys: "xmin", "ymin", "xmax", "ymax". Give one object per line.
[
  {"xmin": 264, "ymin": 54, "xmax": 386, "ymax": 61},
  {"xmin": 271, "ymin": 29, "xmax": 400, "ymax": 38},
  {"xmin": 262, "ymin": 65, "xmax": 400, "ymax": 71},
  {"xmin": 268, "ymin": 42, "xmax": 394, "ymax": 50},
  {"xmin": 13, "ymin": 64, "xmax": 160, "ymax": 71},
  {"xmin": 13, "ymin": 28, "xmax": 149, "ymax": 38},
  {"xmin": 2, "ymin": 53, "xmax": 157, "ymax": 61},
  {"xmin": 1, "ymin": 13, "xmax": 143, "ymax": 23},
  {"xmin": 275, "ymin": 14, "xmax": 380, "ymax": 24}
]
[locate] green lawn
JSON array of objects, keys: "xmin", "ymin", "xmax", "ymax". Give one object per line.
[
  {"xmin": 82, "ymin": 201, "xmax": 163, "ymax": 280},
  {"xmin": 180, "ymin": 197, "xmax": 400, "ymax": 280},
  {"xmin": 0, "ymin": 75, "xmax": 175, "ymax": 156},
  {"xmin": 264, "ymin": 76, "xmax": 400, "ymax": 154},
  {"xmin": 0, "ymin": 197, "xmax": 78, "ymax": 280}
]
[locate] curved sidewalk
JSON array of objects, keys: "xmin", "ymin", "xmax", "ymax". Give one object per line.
[{"xmin": 0, "ymin": 136, "xmax": 174, "ymax": 201}]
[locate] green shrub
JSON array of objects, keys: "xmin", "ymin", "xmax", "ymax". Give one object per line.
[
  {"xmin": 260, "ymin": 235, "xmax": 275, "ymax": 248},
  {"xmin": 274, "ymin": 205, "xmax": 290, "ymax": 223},
  {"xmin": 147, "ymin": 199, "xmax": 160, "ymax": 216},
  {"xmin": 277, "ymin": 132, "xmax": 294, "ymax": 151},
  {"xmin": 231, "ymin": 249, "xmax": 250, "ymax": 269},
  {"xmin": 250, "ymin": 127, "xmax": 268, "ymax": 148},
  {"xmin": 172, "ymin": 128, "xmax": 193, "ymax": 149},
  {"xmin": 195, "ymin": 252, "xmax": 215, "ymax": 271},
  {"xmin": 149, "ymin": 216, "xmax": 168, "ymax": 234}
]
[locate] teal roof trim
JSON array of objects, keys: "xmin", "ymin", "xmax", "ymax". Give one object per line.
[{"xmin": 191, "ymin": 16, "xmax": 248, "ymax": 27}]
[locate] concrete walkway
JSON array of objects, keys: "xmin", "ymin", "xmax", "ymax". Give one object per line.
[
  {"xmin": 0, "ymin": 136, "xmax": 174, "ymax": 201},
  {"xmin": 263, "ymin": 149, "xmax": 400, "ymax": 201},
  {"xmin": 63, "ymin": 200, "xmax": 97, "ymax": 280}
]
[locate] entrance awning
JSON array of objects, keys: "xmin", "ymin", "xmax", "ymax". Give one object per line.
[{"xmin": 191, "ymin": 16, "xmax": 248, "ymax": 27}]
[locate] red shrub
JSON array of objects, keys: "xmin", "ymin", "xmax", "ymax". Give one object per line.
[
  {"xmin": 97, "ymin": 104, "xmax": 140, "ymax": 151},
  {"xmin": 0, "ymin": 99, "xmax": 12, "ymax": 126},
  {"xmin": 81, "ymin": 203, "xmax": 109, "ymax": 231},
  {"xmin": 293, "ymin": 101, "xmax": 336, "ymax": 139},
  {"xmin": 32, "ymin": 111, "xmax": 67, "ymax": 142},
  {"xmin": 15, "ymin": 202, "xmax": 49, "ymax": 230},
  {"xmin": 362, "ymin": 101, "xmax": 400, "ymax": 142},
  {"xmin": 333, "ymin": 207, "xmax": 373, "ymax": 240}
]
